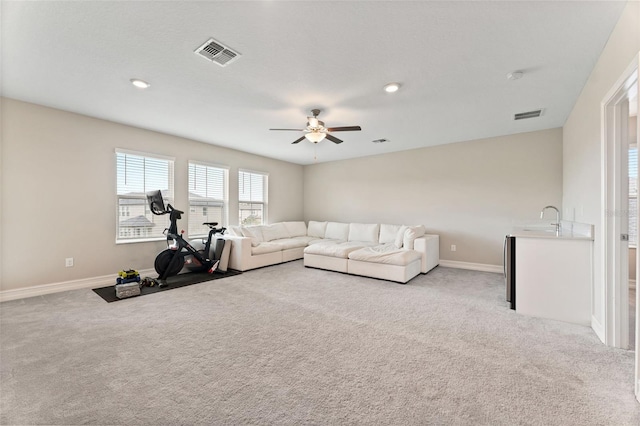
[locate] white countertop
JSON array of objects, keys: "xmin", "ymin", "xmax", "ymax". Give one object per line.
[{"xmin": 509, "ymin": 221, "xmax": 594, "ymax": 241}]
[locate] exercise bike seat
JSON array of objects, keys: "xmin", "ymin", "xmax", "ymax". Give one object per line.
[{"xmin": 202, "ymin": 222, "xmax": 219, "ymax": 228}]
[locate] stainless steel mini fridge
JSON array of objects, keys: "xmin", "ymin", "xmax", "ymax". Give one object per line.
[{"xmin": 504, "ymin": 235, "xmax": 516, "ymax": 310}]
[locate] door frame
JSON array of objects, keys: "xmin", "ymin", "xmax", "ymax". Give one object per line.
[{"xmin": 600, "ymin": 52, "xmax": 639, "ymax": 401}]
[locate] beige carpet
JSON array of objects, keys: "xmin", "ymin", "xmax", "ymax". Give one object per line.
[{"xmin": 1, "ymin": 261, "xmax": 638, "ymax": 425}]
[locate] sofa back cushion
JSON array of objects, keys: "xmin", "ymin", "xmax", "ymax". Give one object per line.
[
  {"xmin": 403, "ymin": 225, "xmax": 426, "ymax": 250},
  {"xmin": 325, "ymin": 222, "xmax": 350, "ymax": 240},
  {"xmin": 283, "ymin": 221, "xmax": 307, "ymax": 237},
  {"xmin": 241, "ymin": 226, "xmax": 264, "ymax": 247},
  {"xmin": 307, "ymin": 221, "xmax": 327, "ymax": 238},
  {"xmin": 261, "ymin": 223, "xmax": 291, "ymax": 241},
  {"xmin": 379, "ymin": 224, "xmax": 401, "ymax": 244},
  {"xmin": 227, "ymin": 225, "xmax": 243, "ymax": 237},
  {"xmin": 349, "ymin": 223, "xmax": 380, "ymax": 243}
]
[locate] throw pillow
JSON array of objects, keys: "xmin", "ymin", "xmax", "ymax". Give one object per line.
[
  {"xmin": 394, "ymin": 225, "xmax": 408, "ymax": 248},
  {"xmin": 403, "ymin": 225, "xmax": 426, "ymax": 250}
]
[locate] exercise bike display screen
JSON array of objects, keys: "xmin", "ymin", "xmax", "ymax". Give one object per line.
[{"xmin": 146, "ymin": 190, "xmax": 166, "ymax": 214}]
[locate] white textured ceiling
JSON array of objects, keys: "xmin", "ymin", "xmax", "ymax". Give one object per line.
[{"xmin": 1, "ymin": 1, "xmax": 626, "ymax": 165}]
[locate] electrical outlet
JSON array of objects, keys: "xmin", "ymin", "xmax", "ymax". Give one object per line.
[
  {"xmin": 65, "ymin": 257, "xmax": 74, "ymax": 267},
  {"xmin": 450, "ymin": 245, "xmax": 456, "ymax": 252}
]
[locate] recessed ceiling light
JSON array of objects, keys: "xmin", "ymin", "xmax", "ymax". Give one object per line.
[
  {"xmin": 506, "ymin": 71, "xmax": 524, "ymax": 80},
  {"xmin": 383, "ymin": 83, "xmax": 400, "ymax": 93},
  {"xmin": 130, "ymin": 78, "xmax": 150, "ymax": 89}
]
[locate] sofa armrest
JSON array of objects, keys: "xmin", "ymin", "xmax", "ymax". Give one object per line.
[
  {"xmin": 223, "ymin": 235, "xmax": 252, "ymax": 271},
  {"xmin": 413, "ymin": 234, "xmax": 439, "ymax": 273}
]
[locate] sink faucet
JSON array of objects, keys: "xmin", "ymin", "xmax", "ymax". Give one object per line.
[{"xmin": 540, "ymin": 205, "xmax": 561, "ymax": 236}]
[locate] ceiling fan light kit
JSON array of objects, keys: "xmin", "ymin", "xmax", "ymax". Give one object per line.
[
  {"xmin": 305, "ymin": 132, "xmax": 326, "ymax": 143},
  {"xmin": 270, "ymin": 109, "xmax": 361, "ymax": 145}
]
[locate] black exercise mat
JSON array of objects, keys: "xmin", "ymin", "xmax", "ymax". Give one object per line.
[{"xmin": 92, "ymin": 269, "xmax": 242, "ymax": 303}]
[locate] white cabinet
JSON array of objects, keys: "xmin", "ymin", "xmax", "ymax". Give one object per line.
[{"xmin": 515, "ymin": 237, "xmax": 593, "ymax": 326}]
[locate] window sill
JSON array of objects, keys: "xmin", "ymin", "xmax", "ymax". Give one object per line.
[{"xmin": 116, "ymin": 237, "xmax": 166, "ymax": 245}]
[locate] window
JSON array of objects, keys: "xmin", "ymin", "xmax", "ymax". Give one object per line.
[
  {"xmin": 238, "ymin": 170, "xmax": 267, "ymax": 225},
  {"xmin": 189, "ymin": 162, "xmax": 228, "ymax": 237},
  {"xmin": 629, "ymin": 145, "xmax": 637, "ymax": 246},
  {"xmin": 116, "ymin": 150, "xmax": 174, "ymax": 242}
]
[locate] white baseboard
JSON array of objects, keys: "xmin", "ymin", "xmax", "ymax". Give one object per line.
[
  {"xmin": 438, "ymin": 260, "xmax": 502, "ymax": 274},
  {"xmin": 0, "ymin": 268, "xmax": 156, "ymax": 302},
  {"xmin": 591, "ymin": 315, "xmax": 606, "ymax": 344}
]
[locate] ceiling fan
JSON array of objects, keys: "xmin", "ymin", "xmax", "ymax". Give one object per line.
[{"xmin": 270, "ymin": 109, "xmax": 361, "ymax": 144}]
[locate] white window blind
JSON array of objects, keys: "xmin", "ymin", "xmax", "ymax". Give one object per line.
[
  {"xmin": 238, "ymin": 170, "xmax": 267, "ymax": 225},
  {"xmin": 188, "ymin": 163, "xmax": 227, "ymax": 237},
  {"xmin": 629, "ymin": 145, "xmax": 637, "ymax": 246},
  {"xmin": 116, "ymin": 151, "xmax": 174, "ymax": 242}
]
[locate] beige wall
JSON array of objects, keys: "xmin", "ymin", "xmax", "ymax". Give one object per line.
[
  {"xmin": 0, "ymin": 98, "xmax": 304, "ymax": 291},
  {"xmin": 563, "ymin": 1, "xmax": 639, "ymax": 325},
  {"xmin": 304, "ymin": 128, "xmax": 563, "ymax": 266}
]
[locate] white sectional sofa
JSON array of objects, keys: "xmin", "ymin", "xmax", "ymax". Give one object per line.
[{"xmin": 224, "ymin": 221, "xmax": 439, "ymax": 284}]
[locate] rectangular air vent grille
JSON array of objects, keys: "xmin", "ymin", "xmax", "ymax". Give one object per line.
[
  {"xmin": 194, "ymin": 38, "xmax": 241, "ymax": 67},
  {"xmin": 514, "ymin": 109, "xmax": 543, "ymax": 120}
]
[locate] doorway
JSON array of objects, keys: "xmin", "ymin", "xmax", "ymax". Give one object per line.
[
  {"xmin": 628, "ymin": 94, "xmax": 638, "ymax": 351},
  {"xmin": 601, "ymin": 53, "xmax": 638, "ymax": 401}
]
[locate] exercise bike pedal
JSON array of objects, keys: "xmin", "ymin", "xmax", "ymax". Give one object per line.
[{"xmin": 208, "ymin": 260, "xmax": 220, "ymax": 274}]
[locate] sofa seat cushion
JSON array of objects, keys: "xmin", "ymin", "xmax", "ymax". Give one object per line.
[
  {"xmin": 251, "ymin": 242, "xmax": 283, "ymax": 255},
  {"xmin": 292, "ymin": 236, "xmax": 324, "ymax": 245},
  {"xmin": 307, "ymin": 238, "xmax": 343, "ymax": 246},
  {"xmin": 270, "ymin": 238, "xmax": 309, "ymax": 250},
  {"xmin": 304, "ymin": 241, "xmax": 377, "ymax": 259},
  {"xmin": 348, "ymin": 244, "xmax": 422, "ymax": 266}
]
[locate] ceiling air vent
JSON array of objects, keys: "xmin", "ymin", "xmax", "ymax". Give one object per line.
[
  {"xmin": 514, "ymin": 109, "xmax": 543, "ymax": 120},
  {"xmin": 194, "ymin": 38, "xmax": 241, "ymax": 67},
  {"xmin": 372, "ymin": 139, "xmax": 389, "ymax": 144}
]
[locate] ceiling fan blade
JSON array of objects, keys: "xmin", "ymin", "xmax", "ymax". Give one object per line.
[
  {"xmin": 270, "ymin": 128, "xmax": 305, "ymax": 131},
  {"xmin": 291, "ymin": 136, "xmax": 306, "ymax": 144},
  {"xmin": 325, "ymin": 133, "xmax": 343, "ymax": 144},
  {"xmin": 326, "ymin": 126, "xmax": 362, "ymax": 132}
]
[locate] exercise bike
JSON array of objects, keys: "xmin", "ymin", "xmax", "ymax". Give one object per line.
[{"xmin": 147, "ymin": 190, "xmax": 226, "ymax": 287}]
